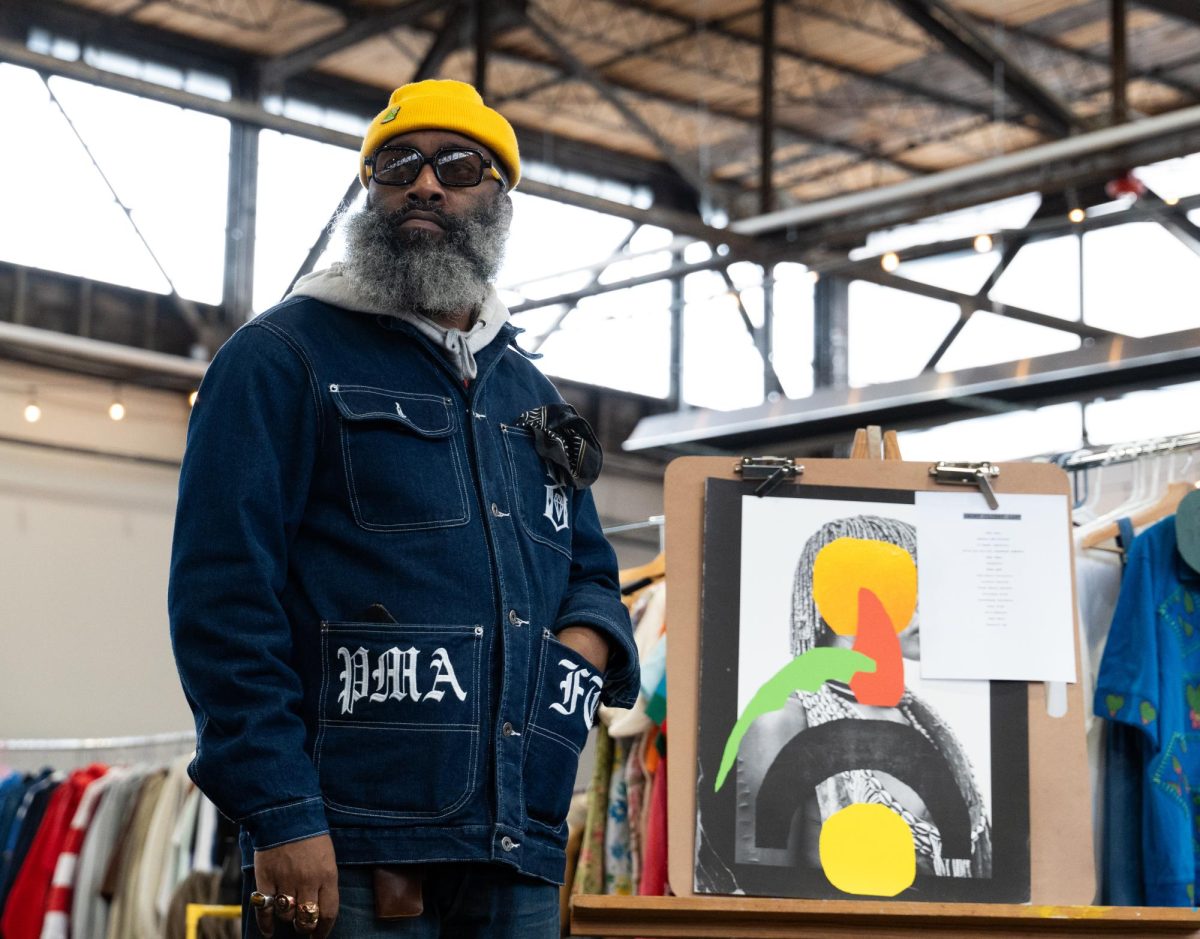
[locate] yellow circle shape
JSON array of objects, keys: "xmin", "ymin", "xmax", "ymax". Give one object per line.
[
  {"xmin": 818, "ymin": 803, "xmax": 916, "ymax": 897},
  {"xmin": 811, "ymin": 537, "xmax": 917, "ymax": 636}
]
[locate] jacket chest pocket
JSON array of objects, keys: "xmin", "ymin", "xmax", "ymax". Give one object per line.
[
  {"xmin": 331, "ymin": 385, "xmax": 469, "ymax": 532},
  {"xmin": 316, "ymin": 621, "xmax": 484, "ymax": 819},
  {"xmin": 522, "ymin": 629, "xmax": 603, "ymax": 831},
  {"xmin": 501, "ymin": 425, "xmax": 572, "ymax": 560}
]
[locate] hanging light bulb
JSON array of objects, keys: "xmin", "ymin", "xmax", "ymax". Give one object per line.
[
  {"xmin": 188, "ymin": 390, "xmax": 198, "ymax": 408},
  {"xmin": 1068, "ymin": 207, "xmax": 1086, "ymax": 224},
  {"xmin": 881, "ymin": 252, "xmax": 900, "ymax": 272},
  {"xmin": 974, "ymin": 233, "xmax": 993, "ymax": 253},
  {"xmin": 23, "ymin": 400, "xmax": 41, "ymax": 423},
  {"xmin": 808, "ymin": 270, "xmax": 820, "ymax": 284},
  {"xmin": 109, "ymin": 401, "xmax": 126, "ymax": 421},
  {"xmin": 1166, "ymin": 196, "xmax": 1181, "ymax": 206}
]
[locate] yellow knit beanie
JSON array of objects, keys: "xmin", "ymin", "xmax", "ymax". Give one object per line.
[{"xmin": 359, "ymin": 80, "xmax": 520, "ymax": 190}]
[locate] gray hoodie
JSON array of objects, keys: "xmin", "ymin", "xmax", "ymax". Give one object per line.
[{"xmin": 286, "ymin": 262, "xmax": 511, "ymax": 381}]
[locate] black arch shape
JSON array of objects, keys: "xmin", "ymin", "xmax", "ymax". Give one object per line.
[{"xmin": 755, "ymin": 718, "xmax": 973, "ymax": 861}]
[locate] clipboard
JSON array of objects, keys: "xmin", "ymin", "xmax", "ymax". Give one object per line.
[{"xmin": 663, "ymin": 453, "xmax": 1094, "ymax": 904}]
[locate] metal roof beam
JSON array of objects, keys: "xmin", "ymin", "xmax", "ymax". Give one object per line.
[
  {"xmin": 258, "ymin": 0, "xmax": 445, "ymax": 86},
  {"xmin": 513, "ymin": 2, "xmax": 713, "ymax": 203},
  {"xmin": 618, "ymin": 0, "xmax": 992, "ymax": 118},
  {"xmin": 1135, "ymin": 0, "xmax": 1200, "ymax": 27},
  {"xmin": 622, "ymin": 325, "xmax": 1200, "ymax": 452},
  {"xmin": 889, "ymin": 0, "xmax": 1085, "ymax": 136}
]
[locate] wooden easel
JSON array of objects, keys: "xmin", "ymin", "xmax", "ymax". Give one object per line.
[{"xmin": 569, "ymin": 428, "xmax": 1200, "ymax": 937}]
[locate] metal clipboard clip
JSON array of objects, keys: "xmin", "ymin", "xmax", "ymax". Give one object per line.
[
  {"xmin": 735, "ymin": 456, "xmax": 803, "ymax": 497},
  {"xmin": 929, "ymin": 461, "xmax": 1001, "ymax": 509}
]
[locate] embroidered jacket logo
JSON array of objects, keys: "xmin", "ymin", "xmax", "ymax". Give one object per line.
[
  {"xmin": 549, "ymin": 659, "xmax": 603, "ymax": 730},
  {"xmin": 337, "ymin": 646, "xmax": 466, "ymax": 715},
  {"xmin": 543, "ymin": 471, "xmax": 569, "ymax": 533}
]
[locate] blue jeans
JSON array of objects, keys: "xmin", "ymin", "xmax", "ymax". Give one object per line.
[{"xmin": 242, "ymin": 863, "xmax": 560, "ymax": 938}]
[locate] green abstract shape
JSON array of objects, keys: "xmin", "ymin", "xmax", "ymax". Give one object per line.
[
  {"xmin": 1105, "ymin": 694, "xmax": 1124, "ymax": 717},
  {"xmin": 1187, "ymin": 685, "xmax": 1200, "ymax": 712},
  {"xmin": 714, "ymin": 647, "xmax": 875, "ymax": 792},
  {"xmin": 1140, "ymin": 700, "xmax": 1157, "ymax": 725},
  {"xmin": 1186, "ymin": 591, "xmax": 1195, "ymax": 615}
]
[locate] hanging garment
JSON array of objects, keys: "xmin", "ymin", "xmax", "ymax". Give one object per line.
[
  {"xmin": 103, "ymin": 770, "xmax": 166, "ymax": 939},
  {"xmin": 604, "ymin": 738, "xmax": 632, "ymax": 895},
  {"xmin": 624, "ymin": 734, "xmax": 646, "ymax": 891},
  {"xmin": 572, "ymin": 725, "xmax": 612, "ymax": 896},
  {"xmin": 0, "ymin": 771, "xmax": 65, "ymax": 911},
  {"xmin": 0, "ymin": 772, "xmax": 36, "ymax": 864},
  {"xmin": 40, "ymin": 765, "xmax": 115, "ymax": 939},
  {"xmin": 129, "ymin": 753, "xmax": 194, "ymax": 938},
  {"xmin": 70, "ymin": 766, "xmax": 147, "ymax": 939},
  {"xmin": 157, "ymin": 784, "xmax": 201, "ymax": 918},
  {"xmin": 638, "ymin": 750, "xmax": 668, "ymax": 896},
  {"xmin": 1094, "ymin": 516, "xmax": 1200, "ymax": 906},
  {"xmin": 1, "ymin": 764, "xmax": 106, "ymax": 939}
]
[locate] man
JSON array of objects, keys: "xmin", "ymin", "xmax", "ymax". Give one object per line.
[{"xmin": 169, "ymin": 79, "xmax": 639, "ymax": 938}]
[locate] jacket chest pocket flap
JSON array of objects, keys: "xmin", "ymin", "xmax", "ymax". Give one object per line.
[{"xmin": 331, "ymin": 385, "xmax": 469, "ymax": 532}]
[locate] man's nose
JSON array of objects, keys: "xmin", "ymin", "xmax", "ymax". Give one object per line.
[{"xmin": 406, "ymin": 162, "xmax": 445, "ymax": 203}]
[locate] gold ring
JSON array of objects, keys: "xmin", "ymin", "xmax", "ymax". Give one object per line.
[
  {"xmin": 274, "ymin": 893, "xmax": 296, "ymax": 916},
  {"xmin": 249, "ymin": 891, "xmax": 274, "ymax": 910},
  {"xmin": 296, "ymin": 901, "xmax": 320, "ymax": 926}
]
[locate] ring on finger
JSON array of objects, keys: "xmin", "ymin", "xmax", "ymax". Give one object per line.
[
  {"xmin": 296, "ymin": 901, "xmax": 320, "ymax": 927},
  {"xmin": 274, "ymin": 893, "xmax": 296, "ymax": 916},
  {"xmin": 249, "ymin": 891, "xmax": 275, "ymax": 911}
]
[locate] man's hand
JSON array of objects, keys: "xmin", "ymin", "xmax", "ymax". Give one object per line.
[
  {"xmin": 253, "ymin": 833, "xmax": 339, "ymax": 938},
  {"xmin": 556, "ymin": 625, "xmax": 610, "ymax": 674}
]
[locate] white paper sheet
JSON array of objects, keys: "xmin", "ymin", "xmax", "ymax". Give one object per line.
[{"xmin": 915, "ymin": 491, "xmax": 1077, "ymax": 682}]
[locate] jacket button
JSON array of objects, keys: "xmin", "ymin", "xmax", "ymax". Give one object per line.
[
  {"xmin": 500, "ymin": 836, "xmax": 517, "ymax": 852},
  {"xmin": 502, "ymin": 721, "xmax": 516, "ymax": 737},
  {"xmin": 508, "ymin": 609, "xmax": 522, "ymax": 627},
  {"xmin": 490, "ymin": 503, "xmax": 506, "ymax": 518}
]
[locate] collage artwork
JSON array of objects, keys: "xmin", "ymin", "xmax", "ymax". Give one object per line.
[{"xmin": 694, "ymin": 480, "xmax": 1031, "ymax": 903}]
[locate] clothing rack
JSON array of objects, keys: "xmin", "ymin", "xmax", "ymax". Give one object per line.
[
  {"xmin": 602, "ymin": 515, "xmax": 665, "ymax": 536},
  {"xmin": 0, "ymin": 730, "xmax": 195, "ymax": 752},
  {"xmin": 604, "ymin": 515, "xmax": 666, "ymax": 554},
  {"xmin": 1056, "ymin": 431, "xmax": 1200, "ymax": 472}
]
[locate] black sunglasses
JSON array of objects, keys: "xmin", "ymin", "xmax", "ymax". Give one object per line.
[{"xmin": 364, "ymin": 146, "xmax": 506, "ymax": 188}]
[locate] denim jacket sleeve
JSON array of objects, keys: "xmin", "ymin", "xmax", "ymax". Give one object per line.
[
  {"xmin": 553, "ymin": 486, "xmax": 640, "ymax": 709},
  {"xmin": 168, "ymin": 321, "xmax": 329, "ymax": 852}
]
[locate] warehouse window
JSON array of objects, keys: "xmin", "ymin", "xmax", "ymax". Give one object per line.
[
  {"xmin": 0, "ymin": 64, "xmax": 228, "ymax": 304},
  {"xmin": 251, "ymin": 131, "xmax": 359, "ymax": 312},
  {"xmin": 847, "ymin": 281, "xmax": 959, "ymax": 386}
]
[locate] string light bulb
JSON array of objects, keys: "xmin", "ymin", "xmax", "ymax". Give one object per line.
[
  {"xmin": 188, "ymin": 390, "xmax": 198, "ymax": 408},
  {"xmin": 974, "ymin": 233, "xmax": 993, "ymax": 253},
  {"xmin": 1068, "ymin": 207, "xmax": 1086, "ymax": 224},
  {"xmin": 1166, "ymin": 196, "xmax": 1180, "ymax": 206},
  {"xmin": 23, "ymin": 400, "xmax": 41, "ymax": 424},
  {"xmin": 808, "ymin": 270, "xmax": 820, "ymax": 284},
  {"xmin": 109, "ymin": 401, "xmax": 126, "ymax": 421},
  {"xmin": 881, "ymin": 252, "xmax": 900, "ymax": 272}
]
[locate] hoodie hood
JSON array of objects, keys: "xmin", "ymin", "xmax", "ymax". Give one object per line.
[{"xmin": 286, "ymin": 262, "xmax": 511, "ymax": 381}]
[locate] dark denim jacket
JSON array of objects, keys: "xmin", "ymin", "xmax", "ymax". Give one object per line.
[{"xmin": 168, "ymin": 296, "xmax": 638, "ymax": 884}]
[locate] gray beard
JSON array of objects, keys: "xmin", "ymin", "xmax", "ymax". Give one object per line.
[{"xmin": 339, "ymin": 190, "xmax": 513, "ymax": 324}]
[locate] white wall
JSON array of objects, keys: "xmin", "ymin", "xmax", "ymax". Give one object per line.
[{"xmin": 0, "ymin": 361, "xmax": 194, "ymax": 764}]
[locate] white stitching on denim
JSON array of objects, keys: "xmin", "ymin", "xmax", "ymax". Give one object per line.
[
  {"xmin": 317, "ymin": 626, "xmax": 483, "ymax": 821},
  {"xmin": 254, "ymin": 321, "xmax": 325, "ymax": 448},
  {"xmin": 237, "ymin": 795, "xmax": 324, "ymax": 822},
  {"xmin": 338, "ymin": 398, "xmax": 471, "ymax": 532},
  {"xmin": 501, "ymin": 429, "xmax": 573, "ymax": 560}
]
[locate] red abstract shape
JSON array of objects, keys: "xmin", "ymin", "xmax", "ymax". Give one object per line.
[{"xmin": 850, "ymin": 587, "xmax": 904, "ymax": 707}]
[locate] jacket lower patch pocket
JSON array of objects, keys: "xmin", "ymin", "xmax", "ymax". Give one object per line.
[
  {"xmin": 316, "ymin": 622, "xmax": 483, "ymax": 819},
  {"xmin": 523, "ymin": 631, "xmax": 603, "ymax": 830}
]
